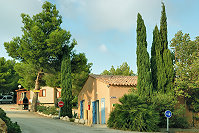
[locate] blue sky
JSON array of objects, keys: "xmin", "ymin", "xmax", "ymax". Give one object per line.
[{"xmin": 0, "ymin": 0, "xmax": 199, "ymax": 74}]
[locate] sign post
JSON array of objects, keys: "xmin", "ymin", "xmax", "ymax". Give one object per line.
[
  {"xmin": 165, "ymin": 110, "xmax": 172, "ymax": 132},
  {"xmin": 58, "ymin": 101, "xmax": 64, "ymax": 119}
]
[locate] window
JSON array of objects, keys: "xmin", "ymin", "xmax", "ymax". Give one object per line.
[
  {"xmin": 39, "ymin": 89, "xmax": 46, "ymax": 97},
  {"xmin": 42, "ymin": 89, "xmax": 46, "ymax": 97},
  {"xmin": 7, "ymin": 96, "xmax": 12, "ymax": 99},
  {"xmin": 57, "ymin": 91, "xmax": 61, "ymax": 98}
]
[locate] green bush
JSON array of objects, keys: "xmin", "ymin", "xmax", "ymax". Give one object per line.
[
  {"xmin": 150, "ymin": 93, "xmax": 189, "ymax": 128},
  {"xmin": 108, "ymin": 94, "xmax": 160, "ymax": 132},
  {"xmin": 0, "ymin": 108, "xmax": 21, "ymax": 133},
  {"xmin": 170, "ymin": 105, "xmax": 189, "ymax": 128},
  {"xmin": 37, "ymin": 105, "xmax": 58, "ymax": 115},
  {"xmin": 150, "ymin": 92, "xmax": 176, "ymax": 128},
  {"xmin": 69, "ymin": 118, "xmax": 75, "ymax": 122}
]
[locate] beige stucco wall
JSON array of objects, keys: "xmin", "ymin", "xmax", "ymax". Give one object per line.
[
  {"xmin": 95, "ymin": 78, "xmax": 110, "ymax": 125},
  {"xmin": 78, "ymin": 76, "xmax": 95, "ymax": 125},
  {"xmin": 30, "ymin": 86, "xmax": 55, "ymax": 105},
  {"xmin": 78, "ymin": 77, "xmax": 135, "ymax": 125},
  {"xmin": 109, "ymin": 86, "xmax": 135, "ymax": 115}
]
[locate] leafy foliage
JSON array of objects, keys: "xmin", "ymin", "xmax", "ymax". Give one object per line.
[
  {"xmin": 150, "ymin": 93, "xmax": 189, "ymax": 128},
  {"xmin": 101, "ymin": 62, "xmax": 135, "ymax": 76},
  {"xmin": 186, "ymin": 88, "xmax": 199, "ymax": 113},
  {"xmin": 151, "ymin": 3, "xmax": 174, "ymax": 93},
  {"xmin": 159, "ymin": 3, "xmax": 174, "ymax": 93},
  {"xmin": 170, "ymin": 31, "xmax": 199, "ymax": 117},
  {"xmin": 14, "ymin": 63, "xmax": 38, "ymax": 90},
  {"xmin": 43, "ymin": 52, "xmax": 92, "ymax": 106},
  {"xmin": 108, "ymin": 94, "xmax": 159, "ymax": 132},
  {"xmin": 60, "ymin": 53, "xmax": 72, "ymax": 118},
  {"xmin": 4, "ymin": 1, "xmax": 77, "ymax": 111},
  {"xmin": 170, "ymin": 31, "xmax": 199, "ymax": 97},
  {"xmin": 71, "ymin": 53, "xmax": 92, "ymax": 97},
  {"xmin": 136, "ymin": 13, "xmax": 153, "ymax": 96},
  {"xmin": 0, "ymin": 108, "xmax": 21, "ymax": 133},
  {"xmin": 150, "ymin": 92, "xmax": 176, "ymax": 127},
  {"xmin": 151, "ymin": 26, "xmax": 166, "ymax": 92},
  {"xmin": 170, "ymin": 105, "xmax": 189, "ymax": 128},
  {"xmin": 4, "ymin": 1, "xmax": 70, "ymax": 68},
  {"xmin": 37, "ymin": 104, "xmax": 58, "ymax": 115},
  {"xmin": 0, "ymin": 57, "xmax": 19, "ymax": 93}
]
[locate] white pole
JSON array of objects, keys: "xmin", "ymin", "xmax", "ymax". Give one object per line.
[
  {"xmin": 59, "ymin": 107, "xmax": 61, "ymax": 119},
  {"xmin": 167, "ymin": 117, "xmax": 169, "ymax": 132}
]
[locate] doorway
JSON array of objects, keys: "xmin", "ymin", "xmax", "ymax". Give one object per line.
[
  {"xmin": 101, "ymin": 98, "xmax": 105, "ymax": 124},
  {"xmin": 92, "ymin": 100, "xmax": 99, "ymax": 124},
  {"xmin": 80, "ymin": 100, "xmax": 84, "ymax": 119}
]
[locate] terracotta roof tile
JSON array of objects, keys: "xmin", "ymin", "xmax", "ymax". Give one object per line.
[{"xmin": 90, "ymin": 74, "xmax": 137, "ymax": 86}]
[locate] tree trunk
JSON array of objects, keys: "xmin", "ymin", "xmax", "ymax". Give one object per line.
[{"xmin": 31, "ymin": 71, "xmax": 43, "ymax": 112}]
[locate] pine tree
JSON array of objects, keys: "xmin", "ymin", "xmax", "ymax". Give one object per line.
[
  {"xmin": 60, "ymin": 53, "xmax": 73, "ymax": 118},
  {"xmin": 136, "ymin": 13, "xmax": 153, "ymax": 95},
  {"xmin": 160, "ymin": 3, "xmax": 174, "ymax": 93}
]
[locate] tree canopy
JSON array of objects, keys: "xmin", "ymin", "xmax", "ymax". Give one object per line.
[
  {"xmin": 170, "ymin": 31, "xmax": 199, "ymax": 96},
  {"xmin": 0, "ymin": 57, "xmax": 19, "ymax": 93},
  {"xmin": 3, "ymin": 1, "xmax": 79, "ymax": 112},
  {"xmin": 101, "ymin": 62, "xmax": 135, "ymax": 76},
  {"xmin": 60, "ymin": 52, "xmax": 72, "ymax": 117},
  {"xmin": 4, "ymin": 2, "xmax": 76, "ymax": 72},
  {"xmin": 136, "ymin": 13, "xmax": 152, "ymax": 96},
  {"xmin": 160, "ymin": 3, "xmax": 174, "ymax": 93}
]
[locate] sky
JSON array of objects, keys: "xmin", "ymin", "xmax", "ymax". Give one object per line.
[{"xmin": 1, "ymin": 0, "xmax": 199, "ymax": 74}]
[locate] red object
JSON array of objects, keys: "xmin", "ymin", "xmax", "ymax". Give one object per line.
[
  {"xmin": 88, "ymin": 105, "xmax": 90, "ymax": 110},
  {"xmin": 58, "ymin": 101, "xmax": 64, "ymax": 108}
]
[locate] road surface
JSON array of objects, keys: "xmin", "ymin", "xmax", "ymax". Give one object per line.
[
  {"xmin": 1, "ymin": 104, "xmax": 134, "ymax": 133},
  {"xmin": 2, "ymin": 104, "xmax": 197, "ymax": 133}
]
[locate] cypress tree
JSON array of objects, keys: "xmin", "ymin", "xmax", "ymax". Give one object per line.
[
  {"xmin": 136, "ymin": 13, "xmax": 153, "ymax": 96},
  {"xmin": 151, "ymin": 25, "xmax": 166, "ymax": 92},
  {"xmin": 60, "ymin": 53, "xmax": 73, "ymax": 118},
  {"xmin": 160, "ymin": 3, "xmax": 174, "ymax": 93},
  {"xmin": 151, "ymin": 26, "xmax": 158, "ymax": 91}
]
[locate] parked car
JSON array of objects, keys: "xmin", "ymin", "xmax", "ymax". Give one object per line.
[{"xmin": 0, "ymin": 95, "xmax": 13, "ymax": 104}]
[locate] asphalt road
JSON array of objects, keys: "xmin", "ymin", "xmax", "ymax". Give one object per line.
[
  {"xmin": 5, "ymin": 109, "xmax": 134, "ymax": 133},
  {"xmin": 2, "ymin": 104, "xmax": 197, "ymax": 133}
]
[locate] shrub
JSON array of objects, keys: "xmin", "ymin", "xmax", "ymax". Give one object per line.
[
  {"xmin": 72, "ymin": 112, "xmax": 77, "ymax": 118},
  {"xmin": 37, "ymin": 105, "xmax": 58, "ymax": 115},
  {"xmin": 0, "ymin": 108, "xmax": 21, "ymax": 133},
  {"xmin": 150, "ymin": 92, "xmax": 176, "ymax": 128},
  {"xmin": 150, "ymin": 93, "xmax": 189, "ymax": 128},
  {"xmin": 108, "ymin": 94, "xmax": 160, "ymax": 132},
  {"xmin": 170, "ymin": 105, "xmax": 189, "ymax": 128},
  {"xmin": 69, "ymin": 118, "xmax": 75, "ymax": 122}
]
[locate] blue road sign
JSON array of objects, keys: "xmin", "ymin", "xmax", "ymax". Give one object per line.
[{"xmin": 165, "ymin": 110, "xmax": 172, "ymax": 118}]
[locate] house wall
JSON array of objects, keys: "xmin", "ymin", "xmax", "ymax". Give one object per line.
[
  {"xmin": 95, "ymin": 78, "xmax": 110, "ymax": 125},
  {"xmin": 78, "ymin": 76, "xmax": 95, "ymax": 126},
  {"xmin": 109, "ymin": 86, "xmax": 135, "ymax": 114},
  {"xmin": 78, "ymin": 77, "xmax": 135, "ymax": 126},
  {"xmin": 30, "ymin": 86, "xmax": 54, "ymax": 105}
]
